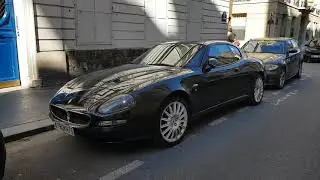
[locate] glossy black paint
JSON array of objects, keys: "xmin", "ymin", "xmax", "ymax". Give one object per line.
[
  {"xmin": 243, "ymin": 38, "xmax": 302, "ymax": 86},
  {"xmin": 0, "ymin": 131, "xmax": 5, "ymax": 179},
  {"xmin": 49, "ymin": 41, "xmax": 264, "ymax": 141}
]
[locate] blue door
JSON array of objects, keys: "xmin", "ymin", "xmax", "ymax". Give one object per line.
[{"xmin": 0, "ymin": 0, "xmax": 19, "ymax": 88}]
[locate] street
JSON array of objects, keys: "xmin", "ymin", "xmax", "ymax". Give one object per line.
[{"xmin": 3, "ymin": 62, "xmax": 320, "ymax": 180}]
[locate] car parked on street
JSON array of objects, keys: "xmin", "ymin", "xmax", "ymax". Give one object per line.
[
  {"xmin": 0, "ymin": 131, "xmax": 5, "ymax": 179},
  {"xmin": 242, "ymin": 38, "xmax": 302, "ymax": 89},
  {"xmin": 49, "ymin": 41, "xmax": 265, "ymax": 147},
  {"xmin": 304, "ymin": 38, "xmax": 320, "ymax": 62}
]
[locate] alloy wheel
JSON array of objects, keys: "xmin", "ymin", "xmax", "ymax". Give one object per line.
[
  {"xmin": 279, "ymin": 71, "xmax": 286, "ymax": 88},
  {"xmin": 254, "ymin": 77, "xmax": 264, "ymax": 103},
  {"xmin": 298, "ymin": 63, "xmax": 302, "ymax": 77},
  {"xmin": 160, "ymin": 101, "xmax": 188, "ymax": 143}
]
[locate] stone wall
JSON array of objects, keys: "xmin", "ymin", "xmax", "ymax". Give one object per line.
[{"xmin": 66, "ymin": 48, "xmax": 148, "ymax": 77}]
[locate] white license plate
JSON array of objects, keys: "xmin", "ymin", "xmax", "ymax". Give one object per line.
[
  {"xmin": 54, "ymin": 122, "xmax": 74, "ymax": 136},
  {"xmin": 311, "ymin": 55, "xmax": 320, "ymax": 58}
]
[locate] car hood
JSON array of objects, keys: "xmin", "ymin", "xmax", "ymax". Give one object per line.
[
  {"xmin": 246, "ymin": 53, "xmax": 285, "ymax": 62},
  {"xmin": 52, "ymin": 64, "xmax": 192, "ymax": 108}
]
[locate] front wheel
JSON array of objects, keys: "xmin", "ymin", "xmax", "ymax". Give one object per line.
[
  {"xmin": 277, "ymin": 69, "xmax": 286, "ymax": 89},
  {"xmin": 295, "ymin": 62, "xmax": 302, "ymax": 78},
  {"xmin": 154, "ymin": 98, "xmax": 189, "ymax": 147},
  {"xmin": 249, "ymin": 76, "xmax": 264, "ymax": 106}
]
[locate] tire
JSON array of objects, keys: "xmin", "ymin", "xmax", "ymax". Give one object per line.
[
  {"xmin": 248, "ymin": 75, "xmax": 264, "ymax": 106},
  {"xmin": 277, "ymin": 69, "xmax": 286, "ymax": 89},
  {"xmin": 0, "ymin": 132, "xmax": 5, "ymax": 180},
  {"xmin": 295, "ymin": 62, "xmax": 302, "ymax": 78},
  {"xmin": 154, "ymin": 97, "xmax": 189, "ymax": 147}
]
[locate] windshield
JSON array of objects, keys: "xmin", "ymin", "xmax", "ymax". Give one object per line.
[
  {"xmin": 309, "ymin": 39, "xmax": 320, "ymax": 48},
  {"xmin": 242, "ymin": 40, "xmax": 286, "ymax": 54},
  {"xmin": 132, "ymin": 43, "xmax": 201, "ymax": 67}
]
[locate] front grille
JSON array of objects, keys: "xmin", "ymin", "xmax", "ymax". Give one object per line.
[
  {"xmin": 50, "ymin": 105, "xmax": 91, "ymax": 125},
  {"xmin": 0, "ymin": 0, "xmax": 5, "ymax": 19},
  {"xmin": 51, "ymin": 105, "xmax": 68, "ymax": 121},
  {"xmin": 69, "ymin": 112, "xmax": 90, "ymax": 125}
]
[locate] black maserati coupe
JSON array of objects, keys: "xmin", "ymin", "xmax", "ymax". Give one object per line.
[
  {"xmin": 50, "ymin": 41, "xmax": 265, "ymax": 146},
  {"xmin": 242, "ymin": 38, "xmax": 302, "ymax": 89}
]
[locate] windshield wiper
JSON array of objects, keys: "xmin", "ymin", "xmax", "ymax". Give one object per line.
[{"xmin": 149, "ymin": 63, "xmax": 175, "ymax": 67}]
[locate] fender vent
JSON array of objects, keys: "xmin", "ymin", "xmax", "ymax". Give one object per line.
[{"xmin": 0, "ymin": 0, "xmax": 4, "ymax": 19}]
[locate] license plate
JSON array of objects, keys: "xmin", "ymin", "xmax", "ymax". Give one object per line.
[
  {"xmin": 54, "ymin": 122, "xmax": 74, "ymax": 136},
  {"xmin": 311, "ymin": 55, "xmax": 320, "ymax": 58}
]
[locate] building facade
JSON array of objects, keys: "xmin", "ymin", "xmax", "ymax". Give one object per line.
[
  {"xmin": 0, "ymin": 0, "xmax": 230, "ymax": 89},
  {"xmin": 232, "ymin": 0, "xmax": 320, "ymax": 46}
]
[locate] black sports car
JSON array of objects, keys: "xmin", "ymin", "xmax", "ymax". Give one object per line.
[
  {"xmin": 304, "ymin": 38, "xmax": 320, "ymax": 62},
  {"xmin": 242, "ymin": 38, "xmax": 302, "ymax": 89},
  {"xmin": 0, "ymin": 131, "xmax": 5, "ymax": 179},
  {"xmin": 50, "ymin": 41, "xmax": 265, "ymax": 146}
]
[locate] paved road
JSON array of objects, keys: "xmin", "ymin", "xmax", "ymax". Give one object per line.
[{"xmin": 4, "ymin": 63, "xmax": 320, "ymax": 180}]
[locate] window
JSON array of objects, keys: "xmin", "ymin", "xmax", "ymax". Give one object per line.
[
  {"xmin": 132, "ymin": 43, "xmax": 200, "ymax": 67},
  {"xmin": 229, "ymin": 45, "xmax": 242, "ymax": 58},
  {"xmin": 290, "ymin": 40, "xmax": 298, "ymax": 49},
  {"xmin": 242, "ymin": 40, "xmax": 286, "ymax": 54},
  {"xmin": 162, "ymin": 44, "xmax": 198, "ymax": 66},
  {"xmin": 280, "ymin": 15, "xmax": 287, "ymax": 37},
  {"xmin": 0, "ymin": 0, "xmax": 4, "ymax": 19},
  {"xmin": 208, "ymin": 44, "xmax": 240, "ymax": 66},
  {"xmin": 232, "ymin": 13, "xmax": 247, "ymax": 40}
]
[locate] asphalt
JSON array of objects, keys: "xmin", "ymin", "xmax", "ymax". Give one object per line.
[{"xmin": 3, "ymin": 63, "xmax": 320, "ymax": 180}]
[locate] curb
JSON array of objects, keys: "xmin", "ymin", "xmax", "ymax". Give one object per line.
[{"xmin": 2, "ymin": 119, "xmax": 54, "ymax": 143}]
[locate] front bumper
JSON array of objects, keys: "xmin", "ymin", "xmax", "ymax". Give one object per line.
[
  {"xmin": 49, "ymin": 105, "xmax": 154, "ymax": 141},
  {"xmin": 264, "ymin": 68, "xmax": 282, "ymax": 86}
]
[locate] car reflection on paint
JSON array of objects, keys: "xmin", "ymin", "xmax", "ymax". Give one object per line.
[
  {"xmin": 49, "ymin": 41, "xmax": 265, "ymax": 147},
  {"xmin": 242, "ymin": 38, "xmax": 303, "ymax": 89}
]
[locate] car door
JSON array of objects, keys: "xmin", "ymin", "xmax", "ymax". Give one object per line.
[
  {"xmin": 286, "ymin": 40, "xmax": 300, "ymax": 77},
  {"xmin": 198, "ymin": 44, "xmax": 246, "ymax": 111},
  {"xmin": 290, "ymin": 39, "xmax": 301, "ymax": 75}
]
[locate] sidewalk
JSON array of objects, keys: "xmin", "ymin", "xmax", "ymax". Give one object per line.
[{"xmin": 0, "ymin": 87, "xmax": 59, "ymax": 142}]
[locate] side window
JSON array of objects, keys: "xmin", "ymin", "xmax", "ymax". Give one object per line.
[
  {"xmin": 291, "ymin": 40, "xmax": 298, "ymax": 49},
  {"xmin": 286, "ymin": 40, "xmax": 293, "ymax": 49},
  {"xmin": 208, "ymin": 44, "xmax": 239, "ymax": 66},
  {"xmin": 229, "ymin": 45, "xmax": 242, "ymax": 58}
]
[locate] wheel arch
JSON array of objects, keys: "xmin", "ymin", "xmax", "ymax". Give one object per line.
[{"xmin": 160, "ymin": 90, "xmax": 192, "ymax": 113}]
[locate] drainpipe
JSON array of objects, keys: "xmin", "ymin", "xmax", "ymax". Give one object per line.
[{"xmin": 228, "ymin": 0, "xmax": 233, "ymax": 30}]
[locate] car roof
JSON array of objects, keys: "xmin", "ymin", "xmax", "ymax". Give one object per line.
[
  {"xmin": 160, "ymin": 40, "xmax": 234, "ymax": 46},
  {"xmin": 250, "ymin": 37, "xmax": 294, "ymax": 41}
]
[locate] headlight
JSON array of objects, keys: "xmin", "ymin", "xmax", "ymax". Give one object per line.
[
  {"xmin": 97, "ymin": 94, "xmax": 135, "ymax": 115},
  {"xmin": 265, "ymin": 64, "xmax": 279, "ymax": 71}
]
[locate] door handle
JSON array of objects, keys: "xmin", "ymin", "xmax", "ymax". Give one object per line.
[
  {"xmin": 233, "ymin": 68, "xmax": 240, "ymax": 72},
  {"xmin": 191, "ymin": 84, "xmax": 199, "ymax": 92}
]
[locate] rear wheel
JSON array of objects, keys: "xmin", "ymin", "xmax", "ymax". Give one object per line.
[
  {"xmin": 154, "ymin": 98, "xmax": 189, "ymax": 147},
  {"xmin": 249, "ymin": 75, "xmax": 264, "ymax": 106}
]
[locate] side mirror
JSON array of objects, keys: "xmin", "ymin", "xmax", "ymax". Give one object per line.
[{"xmin": 203, "ymin": 58, "xmax": 217, "ymax": 73}]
